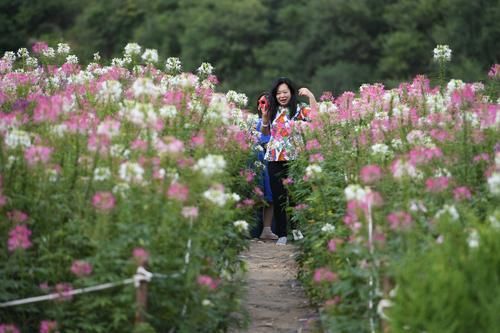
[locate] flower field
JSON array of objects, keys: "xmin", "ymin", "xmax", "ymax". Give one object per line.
[
  {"xmin": 1, "ymin": 41, "xmax": 499, "ymax": 333},
  {"xmin": 289, "ymin": 64, "xmax": 500, "ymax": 332},
  {"xmin": 0, "ymin": 43, "xmax": 259, "ymax": 332}
]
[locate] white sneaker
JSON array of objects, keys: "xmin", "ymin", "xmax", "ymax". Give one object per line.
[
  {"xmin": 292, "ymin": 229, "xmax": 304, "ymax": 240},
  {"xmin": 276, "ymin": 237, "xmax": 287, "ymax": 245}
]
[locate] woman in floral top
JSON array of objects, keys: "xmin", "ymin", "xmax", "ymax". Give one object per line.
[{"xmin": 261, "ymin": 77, "xmax": 317, "ymax": 245}]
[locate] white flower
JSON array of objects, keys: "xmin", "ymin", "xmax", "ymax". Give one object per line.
[
  {"xmin": 233, "ymin": 220, "xmax": 249, "ymax": 233},
  {"xmin": 230, "ymin": 193, "xmax": 241, "ymax": 202},
  {"xmin": 131, "ymin": 78, "xmax": 160, "ymax": 99},
  {"xmin": 225, "ymin": 90, "xmax": 248, "ymax": 108},
  {"xmin": 57, "ymin": 43, "xmax": 71, "ymax": 54},
  {"xmin": 124, "ymin": 43, "xmax": 142, "ymax": 56},
  {"xmin": 391, "ymin": 138, "xmax": 403, "ymax": 150},
  {"xmin": 17, "ymin": 48, "xmax": 29, "ymax": 58},
  {"xmin": 5, "ymin": 129, "xmax": 31, "ymax": 149},
  {"xmin": 97, "ymin": 80, "xmax": 122, "ymax": 104},
  {"xmin": 321, "ymin": 223, "xmax": 336, "ymax": 233},
  {"xmin": 3, "ymin": 51, "xmax": 16, "ymax": 62},
  {"xmin": 344, "ymin": 184, "xmax": 371, "ymax": 201},
  {"xmin": 119, "ymin": 162, "xmax": 145, "ymax": 184},
  {"xmin": 193, "ymin": 154, "xmax": 226, "ymax": 177},
  {"xmin": 371, "ymin": 143, "xmax": 392, "ymax": 157},
  {"xmin": 203, "ymin": 187, "xmax": 228, "ymax": 206},
  {"xmin": 466, "ymin": 229, "xmax": 480, "ymax": 248},
  {"xmin": 112, "ymin": 182, "xmax": 130, "ymax": 198},
  {"xmin": 305, "ymin": 164, "xmax": 322, "ymax": 179},
  {"xmin": 435, "ymin": 204, "xmax": 459, "ymax": 221},
  {"xmin": 65, "ymin": 55, "xmax": 78, "ymax": 64},
  {"xmin": 391, "ymin": 159, "xmax": 420, "ymax": 179},
  {"xmin": 42, "ymin": 47, "xmax": 56, "ymax": 58},
  {"xmin": 319, "ymin": 101, "xmax": 338, "ymax": 114},
  {"xmin": 197, "ymin": 62, "xmax": 214, "ymax": 77},
  {"xmin": 110, "ymin": 144, "xmax": 130, "ymax": 158},
  {"xmin": 433, "ymin": 44, "xmax": 452, "ymax": 62},
  {"xmin": 51, "ymin": 124, "xmax": 68, "ymax": 137},
  {"xmin": 487, "ymin": 172, "xmax": 500, "ymax": 195},
  {"xmin": 159, "ymin": 105, "xmax": 178, "ymax": 118},
  {"xmin": 165, "ymin": 57, "xmax": 182, "ymax": 74},
  {"xmin": 141, "ymin": 49, "xmax": 158, "ymax": 63},
  {"xmin": 406, "ymin": 130, "xmax": 432, "ymax": 146},
  {"xmin": 93, "ymin": 167, "xmax": 112, "ymax": 181},
  {"xmin": 93, "ymin": 52, "xmax": 101, "ymax": 62},
  {"xmin": 489, "ymin": 214, "xmax": 500, "ymax": 229},
  {"xmin": 26, "ymin": 57, "xmax": 38, "ymax": 67},
  {"xmin": 446, "ymin": 79, "xmax": 465, "ymax": 94},
  {"xmin": 409, "ymin": 200, "xmax": 427, "ymax": 213},
  {"xmin": 202, "ymin": 299, "xmax": 213, "ymax": 307}
]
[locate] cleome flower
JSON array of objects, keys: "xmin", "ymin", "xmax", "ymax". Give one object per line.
[{"xmin": 193, "ymin": 154, "xmax": 226, "ymax": 177}]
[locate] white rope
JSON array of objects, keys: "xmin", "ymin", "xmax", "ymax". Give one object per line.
[{"xmin": 0, "ymin": 266, "xmax": 160, "ymax": 308}]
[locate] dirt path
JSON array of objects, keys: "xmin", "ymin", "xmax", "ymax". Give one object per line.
[{"xmin": 235, "ymin": 239, "xmax": 319, "ymax": 333}]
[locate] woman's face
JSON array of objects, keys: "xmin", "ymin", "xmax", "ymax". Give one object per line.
[{"xmin": 276, "ymin": 83, "xmax": 291, "ymax": 106}]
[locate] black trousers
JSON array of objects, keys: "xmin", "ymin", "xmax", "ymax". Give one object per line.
[{"xmin": 268, "ymin": 161, "xmax": 291, "ymax": 238}]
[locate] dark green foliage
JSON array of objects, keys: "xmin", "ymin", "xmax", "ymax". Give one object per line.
[{"xmin": 1, "ymin": 0, "xmax": 499, "ymax": 103}]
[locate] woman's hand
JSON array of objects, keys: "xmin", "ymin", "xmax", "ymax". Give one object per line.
[
  {"xmin": 298, "ymin": 88, "xmax": 314, "ymax": 99},
  {"xmin": 298, "ymin": 87, "xmax": 318, "ymax": 112}
]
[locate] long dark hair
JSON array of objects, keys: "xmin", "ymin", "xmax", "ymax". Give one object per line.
[
  {"xmin": 256, "ymin": 91, "xmax": 269, "ymax": 118},
  {"xmin": 269, "ymin": 77, "xmax": 297, "ymax": 122}
]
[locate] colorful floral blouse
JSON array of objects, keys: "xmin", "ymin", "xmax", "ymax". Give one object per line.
[{"xmin": 264, "ymin": 104, "xmax": 311, "ymax": 161}]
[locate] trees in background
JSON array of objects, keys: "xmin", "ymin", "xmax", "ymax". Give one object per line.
[{"xmin": 1, "ymin": 0, "xmax": 499, "ymax": 100}]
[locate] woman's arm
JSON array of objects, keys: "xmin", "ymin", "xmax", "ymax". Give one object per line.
[
  {"xmin": 298, "ymin": 87, "xmax": 318, "ymax": 111},
  {"xmin": 261, "ymin": 106, "xmax": 271, "ymax": 135}
]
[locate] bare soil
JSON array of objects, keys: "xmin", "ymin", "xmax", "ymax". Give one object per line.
[{"xmin": 235, "ymin": 239, "xmax": 319, "ymax": 333}]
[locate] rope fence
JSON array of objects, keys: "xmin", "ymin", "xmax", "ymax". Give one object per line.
[{"xmin": 0, "ymin": 265, "xmax": 177, "ymax": 325}]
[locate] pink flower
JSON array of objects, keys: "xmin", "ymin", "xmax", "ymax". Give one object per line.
[
  {"xmin": 327, "ymin": 238, "xmax": 343, "ymax": 252},
  {"xmin": 197, "ymin": 275, "xmax": 219, "ymax": 290},
  {"xmin": 253, "ymin": 186, "xmax": 264, "ymax": 197},
  {"xmin": 39, "ymin": 320, "xmax": 58, "ymax": 333},
  {"xmin": 473, "ymin": 153, "xmax": 489, "ymax": 163},
  {"xmin": 190, "ymin": 134, "xmax": 205, "ymax": 147},
  {"xmin": 453, "ymin": 186, "xmax": 472, "ymax": 201},
  {"xmin": 92, "ymin": 192, "xmax": 116, "ymax": 212},
  {"xmin": 70, "ymin": 260, "xmax": 93, "ymax": 277},
  {"xmin": 0, "ymin": 195, "xmax": 7, "ymax": 208},
  {"xmin": 8, "ymin": 225, "xmax": 32, "ymax": 251},
  {"xmin": 24, "ymin": 146, "xmax": 53, "ymax": 166},
  {"xmin": 32, "ymin": 41, "xmax": 49, "ymax": 54},
  {"xmin": 7, "ymin": 210, "xmax": 29, "ymax": 223},
  {"xmin": 387, "ymin": 211, "xmax": 413, "ymax": 230},
  {"xmin": 294, "ymin": 203, "xmax": 309, "ymax": 211},
  {"xmin": 305, "ymin": 139, "xmax": 321, "ymax": 151},
  {"xmin": 488, "ymin": 64, "xmax": 500, "ymax": 79},
  {"xmin": 54, "ymin": 283, "xmax": 73, "ymax": 301},
  {"xmin": 181, "ymin": 206, "xmax": 199, "ymax": 219},
  {"xmin": 240, "ymin": 169, "xmax": 255, "ymax": 183},
  {"xmin": 324, "ymin": 295, "xmax": 341, "ymax": 308},
  {"xmin": 133, "ymin": 247, "xmax": 149, "ymax": 265},
  {"xmin": 313, "ymin": 267, "xmax": 338, "ymax": 283},
  {"xmin": 167, "ymin": 182, "xmax": 189, "ymax": 202},
  {"xmin": 309, "ymin": 153, "xmax": 324, "ymax": 163},
  {"xmin": 425, "ymin": 176, "xmax": 450, "ymax": 193},
  {"xmin": 408, "ymin": 147, "xmax": 443, "ymax": 166},
  {"xmin": 0, "ymin": 324, "xmax": 20, "ymax": 333},
  {"xmin": 282, "ymin": 177, "xmax": 294, "ymax": 186},
  {"xmin": 241, "ymin": 198, "xmax": 255, "ymax": 207},
  {"xmin": 360, "ymin": 164, "xmax": 382, "ymax": 184},
  {"xmin": 131, "ymin": 139, "xmax": 148, "ymax": 151}
]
